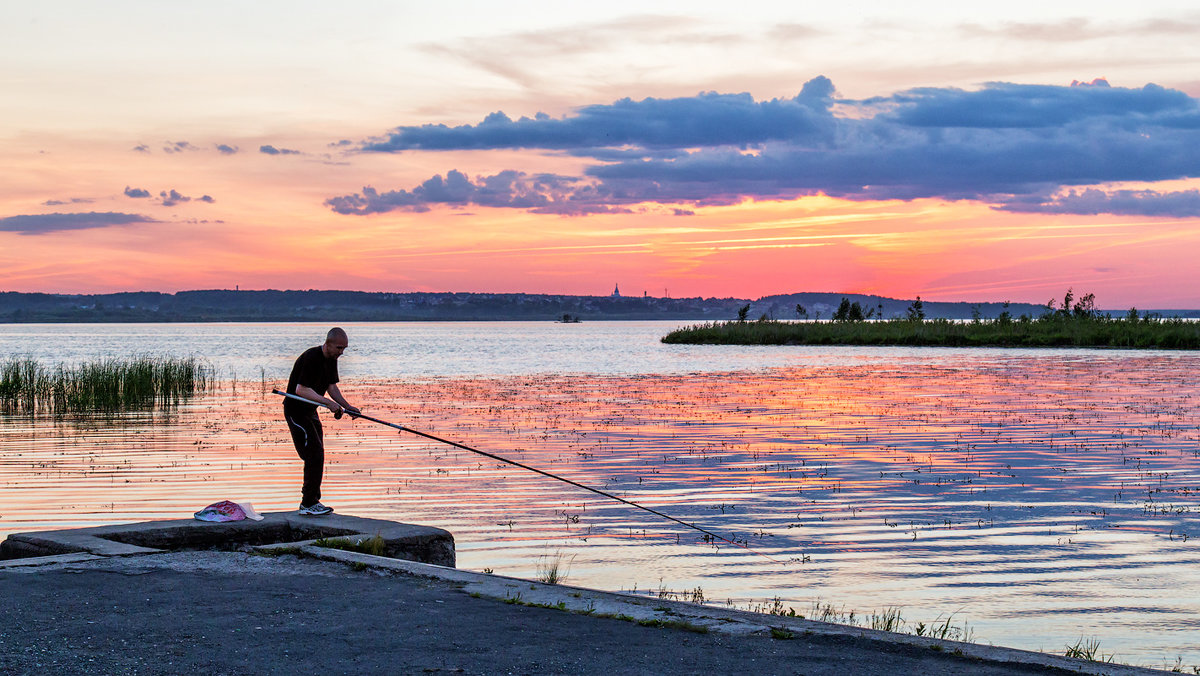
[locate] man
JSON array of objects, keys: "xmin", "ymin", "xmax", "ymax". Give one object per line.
[{"xmin": 284, "ymin": 327, "xmax": 360, "ymax": 516}]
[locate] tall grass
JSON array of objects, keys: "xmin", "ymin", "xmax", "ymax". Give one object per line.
[
  {"xmin": 313, "ymin": 535, "xmax": 388, "ymax": 557},
  {"xmin": 535, "ymin": 549, "xmax": 573, "ymax": 584},
  {"xmin": 0, "ymin": 356, "xmax": 210, "ymax": 414},
  {"xmin": 662, "ymin": 315, "xmax": 1200, "ymax": 349}
]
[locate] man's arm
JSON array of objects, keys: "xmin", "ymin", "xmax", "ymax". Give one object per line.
[
  {"xmin": 326, "ymin": 383, "xmax": 360, "ymax": 417},
  {"xmin": 295, "ymin": 384, "xmax": 359, "ymax": 417}
]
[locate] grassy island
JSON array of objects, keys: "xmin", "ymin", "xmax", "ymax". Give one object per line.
[{"xmin": 663, "ymin": 293, "xmax": 1200, "ymax": 349}]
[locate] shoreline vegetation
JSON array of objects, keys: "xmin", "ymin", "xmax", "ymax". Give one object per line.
[
  {"xmin": 663, "ymin": 291, "xmax": 1200, "ymax": 349},
  {"xmin": 0, "ymin": 356, "xmax": 210, "ymax": 414}
]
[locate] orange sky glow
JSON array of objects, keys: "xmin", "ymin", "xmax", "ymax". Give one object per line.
[{"xmin": 3, "ymin": 2, "xmax": 1200, "ymax": 308}]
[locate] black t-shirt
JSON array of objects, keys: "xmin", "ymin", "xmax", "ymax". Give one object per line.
[{"xmin": 284, "ymin": 346, "xmax": 339, "ymax": 414}]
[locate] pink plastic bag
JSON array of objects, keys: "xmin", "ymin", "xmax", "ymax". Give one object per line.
[{"xmin": 193, "ymin": 500, "xmax": 248, "ymax": 522}]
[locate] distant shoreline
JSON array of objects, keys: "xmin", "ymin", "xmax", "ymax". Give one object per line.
[{"xmin": 6, "ymin": 289, "xmax": 1193, "ymax": 324}]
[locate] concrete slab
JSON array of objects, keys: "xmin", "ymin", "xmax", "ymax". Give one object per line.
[
  {"xmin": 0, "ymin": 552, "xmax": 104, "ymax": 569},
  {"xmin": 0, "ymin": 512, "xmax": 454, "ymax": 567}
]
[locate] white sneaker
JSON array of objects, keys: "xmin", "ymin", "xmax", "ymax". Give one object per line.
[{"xmin": 298, "ymin": 502, "xmax": 333, "ymax": 516}]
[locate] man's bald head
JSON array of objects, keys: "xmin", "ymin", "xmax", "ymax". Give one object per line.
[{"xmin": 322, "ymin": 327, "xmax": 348, "ymax": 359}]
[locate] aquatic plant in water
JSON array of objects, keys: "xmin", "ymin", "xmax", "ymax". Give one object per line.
[{"xmin": 0, "ymin": 356, "xmax": 210, "ymax": 414}]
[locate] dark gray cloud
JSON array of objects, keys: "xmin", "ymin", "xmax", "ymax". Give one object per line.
[
  {"xmin": 159, "ymin": 189, "xmax": 190, "ymax": 206},
  {"xmin": 126, "ymin": 186, "xmax": 213, "ymax": 206},
  {"xmin": 0, "ymin": 212, "xmax": 154, "ymax": 235},
  {"xmin": 134, "ymin": 142, "xmax": 239, "ymax": 155},
  {"xmin": 163, "ymin": 141, "xmax": 198, "ymax": 154},
  {"xmin": 998, "ymin": 188, "xmax": 1200, "ymax": 217},
  {"xmin": 362, "ymin": 77, "xmax": 836, "ymax": 154},
  {"xmin": 260, "ymin": 145, "xmax": 301, "ymax": 155},
  {"xmin": 870, "ymin": 80, "xmax": 1193, "ymax": 129},
  {"xmin": 582, "ymin": 124, "xmax": 1200, "ymax": 204},
  {"xmin": 330, "ymin": 77, "xmax": 1200, "ymax": 218},
  {"xmin": 41, "ymin": 197, "xmax": 93, "ymax": 206},
  {"xmin": 158, "ymin": 187, "xmax": 210, "ymax": 206},
  {"xmin": 565, "ymin": 147, "xmax": 687, "ymax": 161},
  {"xmin": 324, "ymin": 170, "xmax": 622, "ymax": 216}
]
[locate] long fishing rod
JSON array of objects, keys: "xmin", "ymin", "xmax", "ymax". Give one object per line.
[{"xmin": 272, "ymin": 388, "xmax": 782, "ymax": 563}]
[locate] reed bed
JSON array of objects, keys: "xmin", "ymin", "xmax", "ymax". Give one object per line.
[
  {"xmin": 662, "ymin": 315, "xmax": 1200, "ymax": 348},
  {"xmin": 0, "ymin": 356, "xmax": 211, "ymax": 414}
]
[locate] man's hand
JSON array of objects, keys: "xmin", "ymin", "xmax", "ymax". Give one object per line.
[{"xmin": 343, "ymin": 404, "xmax": 361, "ymax": 419}]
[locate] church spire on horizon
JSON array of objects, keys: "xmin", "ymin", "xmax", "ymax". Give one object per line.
[{"xmin": 611, "ymin": 283, "xmax": 621, "ymax": 298}]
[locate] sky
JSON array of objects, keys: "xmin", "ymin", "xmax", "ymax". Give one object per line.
[{"xmin": 3, "ymin": 1, "xmax": 1200, "ymax": 307}]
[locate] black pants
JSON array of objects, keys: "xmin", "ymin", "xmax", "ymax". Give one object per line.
[{"xmin": 285, "ymin": 409, "xmax": 324, "ymax": 507}]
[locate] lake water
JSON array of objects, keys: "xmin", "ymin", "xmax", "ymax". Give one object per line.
[{"xmin": 2, "ymin": 322, "xmax": 1198, "ymax": 669}]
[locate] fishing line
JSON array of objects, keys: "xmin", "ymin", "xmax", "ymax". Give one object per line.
[{"xmin": 273, "ymin": 388, "xmax": 783, "ymax": 564}]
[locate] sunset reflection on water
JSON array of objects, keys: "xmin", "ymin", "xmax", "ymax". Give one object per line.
[{"xmin": 3, "ymin": 355, "xmax": 1199, "ymax": 665}]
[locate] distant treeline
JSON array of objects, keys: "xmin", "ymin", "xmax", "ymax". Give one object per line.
[
  {"xmin": 1, "ymin": 289, "xmax": 1194, "ymax": 323},
  {"xmin": 663, "ymin": 293, "xmax": 1200, "ymax": 349},
  {"xmin": 0, "ymin": 290, "xmax": 744, "ymax": 322}
]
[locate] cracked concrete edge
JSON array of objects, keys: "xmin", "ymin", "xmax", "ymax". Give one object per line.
[
  {"xmin": 0, "ymin": 552, "xmax": 106, "ymax": 569},
  {"xmin": 295, "ymin": 546, "xmax": 1170, "ymax": 676},
  {"xmin": 4, "ymin": 531, "xmax": 162, "ymax": 557}
]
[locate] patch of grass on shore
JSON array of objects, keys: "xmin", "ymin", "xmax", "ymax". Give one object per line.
[
  {"xmin": 535, "ymin": 549, "xmax": 573, "ymax": 585},
  {"xmin": 663, "ymin": 298, "xmax": 1200, "ymax": 349},
  {"xmin": 312, "ymin": 535, "xmax": 387, "ymax": 557},
  {"xmin": 0, "ymin": 356, "xmax": 211, "ymax": 414},
  {"xmin": 1064, "ymin": 636, "xmax": 1114, "ymax": 663}
]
